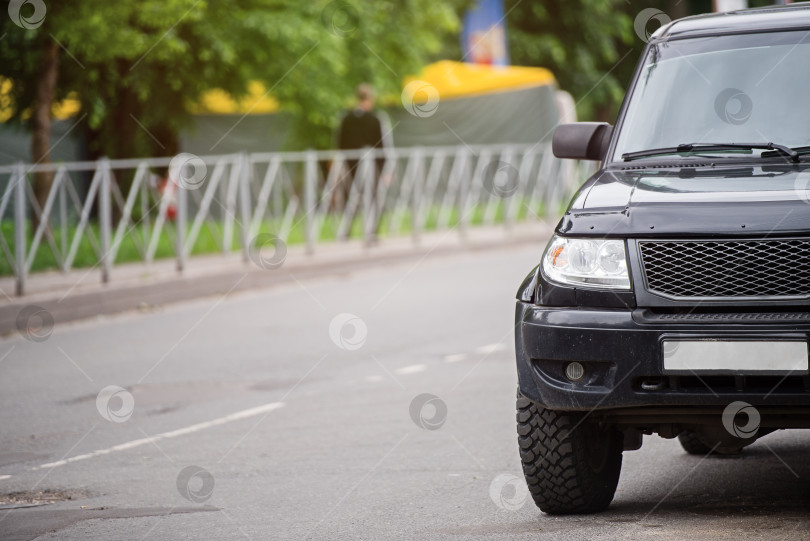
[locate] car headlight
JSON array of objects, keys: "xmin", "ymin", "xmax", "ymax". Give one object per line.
[{"xmin": 542, "ymin": 236, "xmax": 631, "ymax": 290}]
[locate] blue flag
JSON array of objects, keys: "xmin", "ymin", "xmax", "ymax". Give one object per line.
[{"xmin": 461, "ymin": 0, "xmax": 510, "ymax": 66}]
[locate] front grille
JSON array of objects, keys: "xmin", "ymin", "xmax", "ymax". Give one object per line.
[{"xmin": 639, "ymin": 238, "xmax": 810, "ymax": 299}]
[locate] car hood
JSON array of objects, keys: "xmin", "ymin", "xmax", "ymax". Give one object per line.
[{"xmin": 559, "ymin": 165, "xmax": 810, "ymax": 237}]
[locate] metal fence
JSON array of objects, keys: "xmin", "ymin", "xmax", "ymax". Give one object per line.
[{"xmin": 0, "ymin": 143, "xmax": 588, "ymax": 295}]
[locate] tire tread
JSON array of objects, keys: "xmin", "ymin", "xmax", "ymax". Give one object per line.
[{"xmin": 516, "ymin": 394, "xmax": 622, "ymax": 514}]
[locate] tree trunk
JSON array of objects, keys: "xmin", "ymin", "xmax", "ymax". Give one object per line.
[
  {"xmin": 669, "ymin": 0, "xmax": 689, "ymax": 19},
  {"xmin": 31, "ymin": 37, "xmax": 60, "ymax": 227}
]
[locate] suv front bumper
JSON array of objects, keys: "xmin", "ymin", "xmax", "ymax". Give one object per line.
[{"xmin": 515, "ymin": 301, "xmax": 810, "ymax": 411}]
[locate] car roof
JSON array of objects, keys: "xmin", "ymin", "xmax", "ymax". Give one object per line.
[{"xmin": 652, "ymin": 2, "xmax": 810, "ymax": 41}]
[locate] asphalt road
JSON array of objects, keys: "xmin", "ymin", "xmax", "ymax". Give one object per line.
[{"xmin": 1, "ymin": 243, "xmax": 808, "ymax": 540}]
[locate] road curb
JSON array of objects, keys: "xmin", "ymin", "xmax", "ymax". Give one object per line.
[{"xmin": 0, "ymin": 224, "xmax": 554, "ymax": 336}]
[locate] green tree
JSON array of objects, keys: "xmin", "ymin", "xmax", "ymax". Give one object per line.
[
  {"xmin": 267, "ymin": 1, "xmax": 462, "ymax": 150},
  {"xmin": 505, "ymin": 0, "xmax": 635, "ymax": 122},
  {"xmin": 0, "ymin": 0, "xmax": 463, "ymax": 211},
  {"xmin": 1, "ymin": 0, "xmax": 215, "ymax": 207}
]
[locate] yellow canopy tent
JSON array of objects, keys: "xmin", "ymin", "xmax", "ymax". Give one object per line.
[
  {"xmin": 391, "ymin": 61, "xmax": 560, "ymax": 147},
  {"xmin": 406, "ymin": 60, "xmax": 555, "ymax": 100}
]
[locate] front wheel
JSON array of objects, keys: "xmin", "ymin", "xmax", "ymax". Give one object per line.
[{"xmin": 516, "ymin": 394, "xmax": 623, "ymax": 514}]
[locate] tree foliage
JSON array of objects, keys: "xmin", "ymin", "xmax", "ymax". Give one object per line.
[
  {"xmin": 0, "ymin": 0, "xmax": 462, "ymax": 160},
  {"xmin": 505, "ymin": 0, "xmax": 635, "ymax": 122}
]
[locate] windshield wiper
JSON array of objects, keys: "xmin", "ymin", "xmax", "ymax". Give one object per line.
[
  {"xmin": 622, "ymin": 142, "xmax": 800, "ymax": 162},
  {"xmin": 762, "ymin": 145, "xmax": 810, "ymax": 159}
]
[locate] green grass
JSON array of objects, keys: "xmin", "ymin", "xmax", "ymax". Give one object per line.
[{"xmin": 0, "ymin": 198, "xmax": 552, "ymax": 276}]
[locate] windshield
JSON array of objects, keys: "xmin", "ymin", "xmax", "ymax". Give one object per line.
[{"xmin": 612, "ymin": 31, "xmax": 810, "ymax": 161}]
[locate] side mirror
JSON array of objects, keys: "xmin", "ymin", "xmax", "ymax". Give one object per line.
[{"xmin": 552, "ymin": 123, "xmax": 613, "ymax": 161}]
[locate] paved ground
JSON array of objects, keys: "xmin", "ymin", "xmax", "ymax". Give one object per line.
[{"xmin": 0, "ymin": 243, "xmax": 808, "ymax": 540}]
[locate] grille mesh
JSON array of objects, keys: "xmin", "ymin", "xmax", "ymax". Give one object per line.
[{"xmin": 639, "ymin": 239, "xmax": 810, "ymax": 299}]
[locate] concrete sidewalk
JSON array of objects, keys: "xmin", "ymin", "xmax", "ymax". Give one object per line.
[{"xmin": 0, "ymin": 222, "xmax": 554, "ymax": 336}]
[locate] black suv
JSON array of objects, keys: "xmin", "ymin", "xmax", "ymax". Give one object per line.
[{"xmin": 515, "ymin": 5, "xmax": 810, "ymax": 514}]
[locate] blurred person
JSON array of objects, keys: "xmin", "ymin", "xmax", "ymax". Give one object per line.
[{"xmin": 337, "ymin": 83, "xmax": 393, "ymax": 242}]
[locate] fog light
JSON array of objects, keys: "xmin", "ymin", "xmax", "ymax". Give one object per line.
[{"xmin": 565, "ymin": 362, "xmax": 585, "ymax": 381}]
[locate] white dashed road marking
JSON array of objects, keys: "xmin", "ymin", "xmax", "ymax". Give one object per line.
[
  {"xmin": 475, "ymin": 343, "xmax": 506, "ymax": 355},
  {"xmin": 34, "ymin": 402, "xmax": 285, "ymax": 471},
  {"xmin": 395, "ymin": 364, "xmax": 427, "ymax": 375}
]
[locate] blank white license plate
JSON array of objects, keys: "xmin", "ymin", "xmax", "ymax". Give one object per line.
[{"xmin": 663, "ymin": 340, "xmax": 809, "ymax": 373}]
